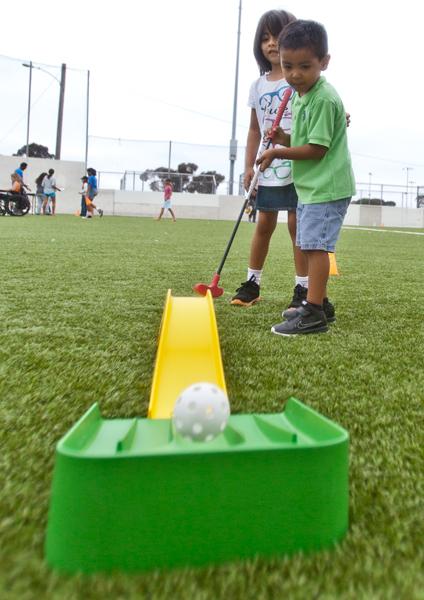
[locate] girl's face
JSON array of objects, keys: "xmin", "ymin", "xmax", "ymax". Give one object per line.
[{"xmin": 261, "ymin": 29, "xmax": 280, "ymax": 67}]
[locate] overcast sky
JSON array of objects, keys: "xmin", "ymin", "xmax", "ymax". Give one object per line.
[{"xmin": 1, "ymin": 0, "xmax": 422, "ymax": 202}]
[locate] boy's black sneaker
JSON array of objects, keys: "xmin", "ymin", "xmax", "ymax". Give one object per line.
[
  {"xmin": 230, "ymin": 275, "xmax": 260, "ymax": 307},
  {"xmin": 282, "ymin": 297, "xmax": 336, "ymax": 323},
  {"xmin": 271, "ymin": 301, "xmax": 328, "ymax": 336}
]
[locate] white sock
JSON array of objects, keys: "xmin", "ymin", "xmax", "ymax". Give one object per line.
[
  {"xmin": 295, "ymin": 275, "xmax": 309, "ymax": 288},
  {"xmin": 247, "ymin": 268, "xmax": 263, "ymax": 285}
]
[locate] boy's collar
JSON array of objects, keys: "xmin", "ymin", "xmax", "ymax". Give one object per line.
[{"xmin": 296, "ymin": 76, "xmax": 326, "ymax": 103}]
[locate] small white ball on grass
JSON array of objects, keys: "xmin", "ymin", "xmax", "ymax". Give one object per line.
[{"xmin": 173, "ymin": 382, "xmax": 230, "ymax": 442}]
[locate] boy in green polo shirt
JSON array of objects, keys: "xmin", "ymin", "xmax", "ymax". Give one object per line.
[{"xmin": 257, "ymin": 19, "xmax": 355, "ymax": 336}]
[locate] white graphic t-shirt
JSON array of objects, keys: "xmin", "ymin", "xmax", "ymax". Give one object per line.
[{"xmin": 248, "ymin": 75, "xmax": 293, "ymax": 187}]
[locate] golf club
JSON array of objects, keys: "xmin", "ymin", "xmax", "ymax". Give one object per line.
[{"xmin": 193, "ymin": 86, "xmax": 293, "ymax": 298}]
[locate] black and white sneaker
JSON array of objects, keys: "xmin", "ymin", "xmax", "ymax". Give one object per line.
[
  {"xmin": 283, "ymin": 284, "xmax": 308, "ymax": 317},
  {"xmin": 272, "ymin": 301, "xmax": 328, "ymax": 336},
  {"xmin": 282, "ymin": 297, "xmax": 336, "ymax": 323},
  {"xmin": 230, "ymin": 275, "xmax": 260, "ymax": 307}
]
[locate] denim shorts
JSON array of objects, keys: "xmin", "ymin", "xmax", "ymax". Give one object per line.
[
  {"xmin": 256, "ymin": 183, "xmax": 298, "ymax": 212},
  {"xmin": 296, "ymin": 198, "xmax": 351, "ymax": 252},
  {"xmin": 163, "ymin": 200, "xmax": 172, "ymax": 209}
]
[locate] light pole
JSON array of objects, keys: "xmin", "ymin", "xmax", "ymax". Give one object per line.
[
  {"xmin": 368, "ymin": 172, "xmax": 372, "ymax": 199},
  {"xmin": 24, "ymin": 61, "xmax": 33, "ymax": 157},
  {"xmin": 22, "ymin": 62, "xmax": 66, "ymax": 159},
  {"xmin": 229, "ymin": 0, "xmax": 242, "ymax": 195},
  {"xmin": 402, "ymin": 167, "xmax": 413, "ymax": 208}
]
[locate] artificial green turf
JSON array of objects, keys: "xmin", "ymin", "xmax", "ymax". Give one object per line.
[{"xmin": 1, "ymin": 215, "xmax": 423, "ymax": 600}]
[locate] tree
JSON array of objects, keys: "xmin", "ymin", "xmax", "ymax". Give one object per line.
[
  {"xmin": 14, "ymin": 143, "xmax": 54, "ymax": 159},
  {"xmin": 140, "ymin": 163, "xmax": 225, "ymax": 194}
]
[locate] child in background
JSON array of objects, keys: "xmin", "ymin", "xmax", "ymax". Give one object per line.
[
  {"xmin": 35, "ymin": 172, "xmax": 47, "ymax": 214},
  {"xmin": 156, "ymin": 178, "xmax": 176, "ymax": 221},
  {"xmin": 42, "ymin": 169, "xmax": 61, "ymax": 216},
  {"xmin": 257, "ymin": 20, "xmax": 355, "ymax": 335},
  {"xmin": 85, "ymin": 167, "xmax": 103, "ymax": 218},
  {"xmin": 230, "ymin": 9, "xmax": 309, "ymax": 308},
  {"xmin": 79, "ymin": 176, "xmax": 88, "ymax": 218}
]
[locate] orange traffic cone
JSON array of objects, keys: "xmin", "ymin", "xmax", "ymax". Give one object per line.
[{"xmin": 329, "ymin": 253, "xmax": 339, "ymax": 276}]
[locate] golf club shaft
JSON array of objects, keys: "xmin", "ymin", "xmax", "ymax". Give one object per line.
[{"xmin": 216, "ymin": 88, "xmax": 292, "ymax": 276}]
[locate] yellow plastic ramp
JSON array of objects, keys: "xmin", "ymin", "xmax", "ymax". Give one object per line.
[{"xmin": 148, "ymin": 290, "xmax": 227, "ymax": 419}]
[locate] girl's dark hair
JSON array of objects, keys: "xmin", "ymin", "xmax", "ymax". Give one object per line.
[
  {"xmin": 278, "ymin": 20, "xmax": 328, "ymax": 60},
  {"xmin": 35, "ymin": 172, "xmax": 47, "ymax": 186},
  {"xmin": 253, "ymin": 10, "xmax": 296, "ymax": 74}
]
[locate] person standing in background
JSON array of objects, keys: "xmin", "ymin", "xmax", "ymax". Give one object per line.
[{"xmin": 35, "ymin": 172, "xmax": 47, "ymax": 215}]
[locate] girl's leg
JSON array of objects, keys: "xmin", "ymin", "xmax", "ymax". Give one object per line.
[
  {"xmin": 287, "ymin": 211, "xmax": 308, "ymax": 276},
  {"xmin": 168, "ymin": 208, "xmax": 176, "ymax": 221},
  {"xmin": 42, "ymin": 197, "xmax": 48, "ymax": 215},
  {"xmin": 305, "ymin": 250, "xmax": 329, "ymax": 305},
  {"xmin": 248, "ymin": 210, "xmax": 278, "ymax": 270},
  {"xmin": 156, "ymin": 208, "xmax": 164, "ymax": 220},
  {"xmin": 51, "ymin": 198, "xmax": 56, "ymax": 215}
]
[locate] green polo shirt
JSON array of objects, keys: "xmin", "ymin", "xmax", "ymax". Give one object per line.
[{"xmin": 291, "ymin": 77, "xmax": 356, "ymax": 204}]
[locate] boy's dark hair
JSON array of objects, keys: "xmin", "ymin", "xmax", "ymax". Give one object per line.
[
  {"xmin": 253, "ymin": 10, "xmax": 296, "ymax": 74},
  {"xmin": 87, "ymin": 167, "xmax": 97, "ymax": 176},
  {"xmin": 20, "ymin": 162, "xmax": 28, "ymax": 169},
  {"xmin": 278, "ymin": 20, "xmax": 328, "ymax": 60}
]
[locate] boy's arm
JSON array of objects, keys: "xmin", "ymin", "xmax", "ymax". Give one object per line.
[
  {"xmin": 257, "ymin": 144, "xmax": 327, "ymax": 170},
  {"xmin": 244, "ymin": 109, "xmax": 261, "ymax": 191}
]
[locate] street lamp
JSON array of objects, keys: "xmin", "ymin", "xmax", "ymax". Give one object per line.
[
  {"xmin": 402, "ymin": 167, "xmax": 413, "ymax": 208},
  {"xmin": 368, "ymin": 172, "xmax": 372, "ymax": 199},
  {"xmin": 229, "ymin": 0, "xmax": 242, "ymax": 195},
  {"xmin": 22, "ymin": 62, "xmax": 66, "ymax": 159}
]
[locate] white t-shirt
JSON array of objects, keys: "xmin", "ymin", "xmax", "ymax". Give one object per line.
[
  {"xmin": 42, "ymin": 176, "xmax": 56, "ymax": 194},
  {"xmin": 248, "ymin": 75, "xmax": 293, "ymax": 187}
]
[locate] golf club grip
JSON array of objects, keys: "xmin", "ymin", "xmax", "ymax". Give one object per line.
[{"xmin": 269, "ymin": 87, "xmax": 292, "ymax": 139}]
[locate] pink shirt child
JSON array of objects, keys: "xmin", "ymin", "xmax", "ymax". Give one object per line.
[{"xmin": 164, "ymin": 183, "xmax": 173, "ymax": 201}]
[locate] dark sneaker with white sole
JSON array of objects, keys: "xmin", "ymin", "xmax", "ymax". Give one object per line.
[
  {"xmin": 272, "ymin": 301, "xmax": 328, "ymax": 336},
  {"xmin": 230, "ymin": 275, "xmax": 260, "ymax": 307},
  {"xmin": 283, "ymin": 297, "xmax": 336, "ymax": 323}
]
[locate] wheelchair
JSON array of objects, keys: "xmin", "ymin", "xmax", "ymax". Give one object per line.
[{"xmin": 0, "ymin": 190, "xmax": 32, "ymax": 216}]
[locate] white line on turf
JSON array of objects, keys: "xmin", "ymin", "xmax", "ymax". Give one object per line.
[{"xmin": 343, "ymin": 226, "xmax": 424, "ymax": 236}]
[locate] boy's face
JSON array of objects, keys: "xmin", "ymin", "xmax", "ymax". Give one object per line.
[{"xmin": 280, "ymin": 47, "xmax": 330, "ymax": 96}]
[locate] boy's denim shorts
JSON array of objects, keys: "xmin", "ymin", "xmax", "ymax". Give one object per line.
[
  {"xmin": 296, "ymin": 198, "xmax": 351, "ymax": 252},
  {"xmin": 256, "ymin": 183, "xmax": 298, "ymax": 212}
]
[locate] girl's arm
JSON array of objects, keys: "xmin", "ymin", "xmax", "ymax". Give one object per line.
[{"xmin": 243, "ymin": 109, "xmax": 261, "ymax": 191}]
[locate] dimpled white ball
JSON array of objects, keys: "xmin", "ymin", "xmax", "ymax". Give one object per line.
[{"xmin": 173, "ymin": 382, "xmax": 230, "ymax": 442}]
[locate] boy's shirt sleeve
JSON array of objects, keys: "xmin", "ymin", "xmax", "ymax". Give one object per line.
[{"xmin": 306, "ymin": 98, "xmax": 335, "ymax": 149}]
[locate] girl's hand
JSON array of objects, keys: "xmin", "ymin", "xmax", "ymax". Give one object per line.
[
  {"xmin": 256, "ymin": 149, "xmax": 276, "ymax": 171},
  {"xmin": 243, "ymin": 167, "xmax": 255, "ymax": 191},
  {"xmin": 346, "ymin": 112, "xmax": 351, "ymax": 127}
]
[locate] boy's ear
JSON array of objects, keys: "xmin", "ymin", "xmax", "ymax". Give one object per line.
[{"xmin": 321, "ymin": 54, "xmax": 331, "ymax": 71}]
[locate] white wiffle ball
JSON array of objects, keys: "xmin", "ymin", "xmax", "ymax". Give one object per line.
[{"xmin": 172, "ymin": 382, "xmax": 230, "ymax": 442}]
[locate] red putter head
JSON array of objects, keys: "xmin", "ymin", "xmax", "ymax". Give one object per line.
[{"xmin": 193, "ymin": 274, "xmax": 224, "ymax": 298}]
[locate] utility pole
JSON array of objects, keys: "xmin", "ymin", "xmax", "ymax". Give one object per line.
[
  {"xmin": 229, "ymin": 0, "xmax": 242, "ymax": 195},
  {"xmin": 55, "ymin": 63, "xmax": 66, "ymax": 159},
  {"xmin": 84, "ymin": 70, "xmax": 90, "ymax": 169},
  {"xmin": 25, "ymin": 61, "xmax": 33, "ymax": 157}
]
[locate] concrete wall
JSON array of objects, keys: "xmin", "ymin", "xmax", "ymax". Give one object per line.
[{"xmin": 1, "ymin": 156, "xmax": 423, "ymax": 227}]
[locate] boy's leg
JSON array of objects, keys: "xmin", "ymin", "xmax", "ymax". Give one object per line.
[
  {"xmin": 305, "ymin": 250, "xmax": 329, "ymax": 305},
  {"xmin": 51, "ymin": 197, "xmax": 56, "ymax": 215},
  {"xmin": 287, "ymin": 211, "xmax": 308, "ymax": 277}
]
